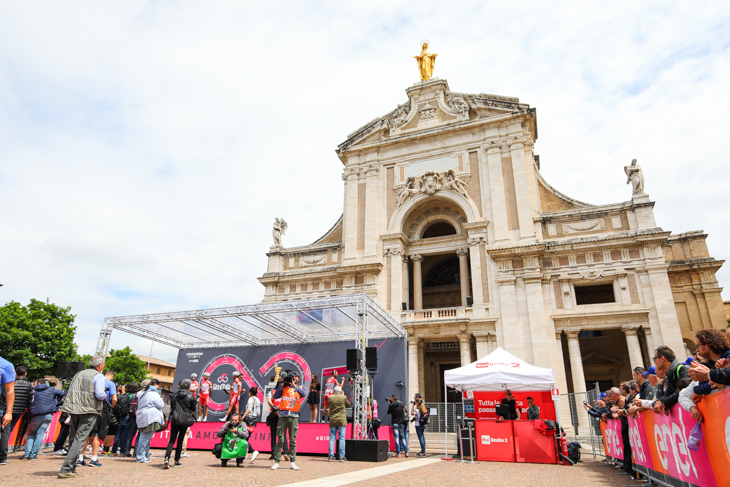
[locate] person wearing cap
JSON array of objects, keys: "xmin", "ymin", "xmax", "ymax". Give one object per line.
[
  {"xmin": 499, "ymin": 390, "xmax": 517, "ymax": 420},
  {"xmin": 223, "ymin": 371, "xmax": 243, "ymax": 422},
  {"xmin": 632, "ymin": 367, "xmax": 656, "ymax": 401},
  {"xmin": 198, "ymin": 372, "xmax": 212, "ymax": 421}
]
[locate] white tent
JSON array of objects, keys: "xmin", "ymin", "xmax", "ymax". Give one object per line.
[{"xmin": 444, "ymin": 347, "xmax": 555, "ymax": 392}]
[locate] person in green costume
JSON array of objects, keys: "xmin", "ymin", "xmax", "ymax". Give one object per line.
[{"xmin": 217, "ymin": 413, "xmax": 249, "ymax": 467}]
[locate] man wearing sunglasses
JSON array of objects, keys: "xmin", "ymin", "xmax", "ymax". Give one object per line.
[{"xmin": 651, "ymin": 346, "xmax": 688, "ymax": 415}]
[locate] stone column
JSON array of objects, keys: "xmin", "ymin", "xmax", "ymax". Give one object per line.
[
  {"xmin": 364, "ymin": 165, "xmax": 379, "ymax": 259},
  {"xmin": 643, "ymin": 328, "xmax": 655, "ymax": 358},
  {"xmin": 509, "ymin": 137, "xmax": 536, "ymax": 241},
  {"xmin": 408, "ymin": 337, "xmax": 419, "ymax": 402},
  {"xmin": 417, "ymin": 341, "xmax": 426, "ymax": 398},
  {"xmin": 342, "ymin": 169, "xmax": 360, "ymax": 262},
  {"xmin": 457, "ymin": 249, "xmax": 470, "ymax": 307},
  {"xmin": 565, "ymin": 331, "xmax": 590, "ymax": 435},
  {"xmin": 487, "ymin": 334, "xmax": 497, "ymax": 354},
  {"xmin": 458, "ymin": 333, "xmax": 472, "ymax": 366},
  {"xmin": 622, "ymin": 327, "xmax": 644, "ymax": 372},
  {"xmin": 412, "ymin": 255, "xmax": 423, "ymax": 310},
  {"xmin": 388, "ymin": 249, "xmax": 406, "ymax": 313},
  {"xmin": 523, "ymin": 262, "xmax": 550, "ymax": 368},
  {"xmin": 646, "ymin": 265, "xmax": 686, "ymax": 355},
  {"xmin": 486, "ymin": 142, "xmax": 509, "ymax": 243},
  {"xmin": 553, "ymin": 332, "xmax": 574, "ymax": 432},
  {"xmin": 566, "ymin": 332, "xmax": 586, "ymax": 394},
  {"xmin": 473, "ymin": 332, "xmax": 490, "ymax": 359}
]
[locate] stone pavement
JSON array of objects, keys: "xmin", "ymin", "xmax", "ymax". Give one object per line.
[{"xmin": 1, "ymin": 448, "xmax": 646, "ymax": 487}]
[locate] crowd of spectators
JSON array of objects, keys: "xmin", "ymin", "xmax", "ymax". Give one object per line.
[{"xmin": 582, "ymin": 328, "xmax": 730, "ymax": 478}]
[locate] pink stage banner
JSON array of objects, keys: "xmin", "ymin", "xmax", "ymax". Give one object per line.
[
  {"xmin": 149, "ymin": 421, "xmax": 393, "ymax": 454},
  {"xmin": 602, "ymin": 388, "xmax": 730, "ymax": 487}
]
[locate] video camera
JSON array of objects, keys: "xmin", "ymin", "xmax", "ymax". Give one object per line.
[{"xmin": 280, "ymin": 369, "xmax": 294, "ymax": 387}]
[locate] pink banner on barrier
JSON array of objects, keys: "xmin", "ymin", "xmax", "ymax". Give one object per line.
[
  {"xmin": 148, "ymin": 421, "xmax": 393, "ymax": 454},
  {"xmin": 603, "ymin": 395, "xmax": 725, "ymax": 487}
]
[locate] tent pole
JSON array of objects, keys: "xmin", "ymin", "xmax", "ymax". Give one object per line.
[{"xmin": 444, "ymin": 381, "xmax": 447, "ymax": 459}]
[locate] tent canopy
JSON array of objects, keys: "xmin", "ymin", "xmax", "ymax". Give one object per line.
[{"xmin": 444, "ymin": 347, "xmax": 555, "ymax": 392}]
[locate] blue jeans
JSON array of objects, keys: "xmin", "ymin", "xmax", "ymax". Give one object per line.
[
  {"xmin": 113, "ymin": 416, "xmax": 133, "ymax": 453},
  {"xmin": 329, "ymin": 426, "xmax": 346, "ymax": 459},
  {"xmin": 415, "ymin": 425, "xmax": 426, "ymax": 454},
  {"xmin": 24, "ymin": 414, "xmax": 52, "ymax": 458},
  {"xmin": 392, "ymin": 423, "xmax": 408, "ymax": 453},
  {"xmin": 136, "ymin": 431, "xmax": 154, "ymax": 462}
]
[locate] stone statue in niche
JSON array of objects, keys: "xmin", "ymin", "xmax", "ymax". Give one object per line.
[
  {"xmin": 395, "ymin": 170, "xmax": 470, "ymax": 207},
  {"xmin": 272, "ymin": 217, "xmax": 287, "ymax": 247},
  {"xmin": 624, "ymin": 158, "xmax": 645, "ymax": 195}
]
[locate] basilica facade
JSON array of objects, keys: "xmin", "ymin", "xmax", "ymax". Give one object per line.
[{"xmin": 258, "ymin": 77, "xmax": 725, "ymax": 430}]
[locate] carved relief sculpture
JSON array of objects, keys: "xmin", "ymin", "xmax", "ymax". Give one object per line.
[
  {"xmin": 448, "ymin": 94, "xmax": 469, "ymax": 114},
  {"xmin": 624, "ymin": 158, "xmax": 645, "ymax": 196},
  {"xmin": 413, "ymin": 41, "xmax": 437, "ymax": 81},
  {"xmin": 389, "ymin": 102, "xmax": 410, "ymax": 129},
  {"xmin": 396, "ymin": 170, "xmax": 470, "ymax": 207},
  {"xmin": 272, "ymin": 217, "xmax": 288, "ymax": 247}
]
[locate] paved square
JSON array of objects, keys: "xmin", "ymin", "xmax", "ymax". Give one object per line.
[{"xmin": 2, "ymin": 448, "xmax": 643, "ymax": 486}]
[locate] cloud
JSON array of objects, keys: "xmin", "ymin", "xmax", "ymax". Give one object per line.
[{"xmin": 1, "ymin": 2, "xmax": 729, "ymax": 363}]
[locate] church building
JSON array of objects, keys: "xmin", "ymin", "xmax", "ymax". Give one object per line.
[{"xmin": 258, "ymin": 61, "xmax": 725, "ymax": 430}]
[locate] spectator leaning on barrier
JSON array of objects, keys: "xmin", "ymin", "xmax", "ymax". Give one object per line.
[
  {"xmin": 692, "ymin": 330, "xmax": 730, "ymax": 396},
  {"xmin": 632, "ymin": 367, "xmax": 656, "ymax": 403},
  {"xmin": 58, "ymin": 356, "xmax": 107, "ymax": 478},
  {"xmin": 652, "ymin": 346, "xmax": 689, "ymax": 414}
]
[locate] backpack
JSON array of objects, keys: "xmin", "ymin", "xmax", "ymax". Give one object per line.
[
  {"xmin": 419, "ymin": 403, "xmax": 430, "ymax": 426},
  {"xmin": 172, "ymin": 393, "xmax": 196, "ymax": 428},
  {"xmin": 567, "ymin": 442, "xmax": 581, "ymax": 463},
  {"xmin": 113, "ymin": 393, "xmax": 131, "ymax": 419},
  {"xmin": 129, "ymin": 393, "xmax": 138, "ymax": 416}
]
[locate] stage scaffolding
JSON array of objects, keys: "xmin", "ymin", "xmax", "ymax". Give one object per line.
[{"xmin": 95, "ymin": 294, "xmax": 406, "ymax": 439}]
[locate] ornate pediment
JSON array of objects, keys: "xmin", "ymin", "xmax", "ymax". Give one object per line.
[{"xmin": 336, "ymin": 78, "xmax": 533, "ymax": 156}]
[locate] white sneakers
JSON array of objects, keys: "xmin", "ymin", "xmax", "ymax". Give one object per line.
[
  {"xmin": 290, "ymin": 463, "xmax": 300, "ymax": 470},
  {"xmin": 222, "ymin": 416, "xmax": 228, "ymax": 422},
  {"xmin": 250, "ymin": 451, "xmax": 259, "ymax": 463},
  {"xmin": 270, "ymin": 458, "xmax": 299, "ymax": 470},
  {"xmin": 52, "ymin": 449, "xmax": 67, "ymax": 456},
  {"xmin": 270, "ymin": 463, "xmax": 279, "ymax": 470}
]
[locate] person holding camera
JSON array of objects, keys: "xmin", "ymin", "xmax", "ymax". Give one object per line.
[
  {"xmin": 271, "ymin": 372, "xmax": 307, "ymax": 470},
  {"xmin": 387, "ymin": 394, "xmax": 409, "ymax": 457},
  {"xmin": 410, "ymin": 393, "xmax": 429, "ymax": 457},
  {"xmin": 217, "ymin": 413, "xmax": 249, "ymax": 467}
]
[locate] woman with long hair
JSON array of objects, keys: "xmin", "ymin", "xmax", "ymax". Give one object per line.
[
  {"xmin": 164, "ymin": 379, "xmax": 197, "ymax": 469},
  {"xmin": 307, "ymin": 374, "xmax": 321, "ymax": 422}
]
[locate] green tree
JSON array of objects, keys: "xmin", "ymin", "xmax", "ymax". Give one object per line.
[
  {"xmin": 104, "ymin": 347, "xmax": 149, "ymax": 385},
  {"xmin": 0, "ymin": 299, "xmax": 78, "ymax": 378},
  {"xmin": 78, "ymin": 353, "xmax": 93, "ymax": 368}
]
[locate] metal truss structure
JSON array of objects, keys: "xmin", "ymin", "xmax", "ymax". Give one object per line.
[{"xmin": 351, "ymin": 298, "xmax": 368, "ymax": 440}]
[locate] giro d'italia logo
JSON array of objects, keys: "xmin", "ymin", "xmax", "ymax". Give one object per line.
[{"xmin": 201, "ymin": 354, "xmax": 260, "ymax": 413}]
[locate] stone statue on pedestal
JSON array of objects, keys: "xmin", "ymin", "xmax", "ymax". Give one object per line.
[
  {"xmin": 272, "ymin": 218, "xmax": 287, "ymax": 247},
  {"xmin": 624, "ymin": 159, "xmax": 645, "ymax": 196}
]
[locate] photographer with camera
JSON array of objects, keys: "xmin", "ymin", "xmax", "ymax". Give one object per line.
[
  {"xmin": 216, "ymin": 413, "xmax": 249, "ymax": 467},
  {"xmin": 410, "ymin": 393, "xmax": 429, "ymax": 457},
  {"xmin": 387, "ymin": 394, "xmax": 409, "ymax": 457},
  {"xmin": 271, "ymin": 371, "xmax": 307, "ymax": 471}
]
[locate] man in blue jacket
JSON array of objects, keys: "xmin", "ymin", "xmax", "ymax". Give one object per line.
[{"xmin": 23, "ymin": 379, "xmax": 65, "ymax": 460}]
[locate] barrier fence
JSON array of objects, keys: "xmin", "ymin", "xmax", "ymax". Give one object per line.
[{"xmin": 601, "ymin": 387, "xmax": 730, "ymax": 487}]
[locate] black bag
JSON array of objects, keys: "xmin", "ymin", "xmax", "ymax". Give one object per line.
[
  {"xmin": 212, "ymin": 442, "xmax": 222, "ymax": 459},
  {"xmin": 172, "ymin": 397, "xmax": 196, "ymax": 428},
  {"xmin": 567, "ymin": 442, "xmax": 581, "ymax": 463},
  {"xmin": 113, "ymin": 393, "xmax": 131, "ymax": 419},
  {"xmin": 420, "ymin": 403, "xmax": 430, "ymax": 426}
]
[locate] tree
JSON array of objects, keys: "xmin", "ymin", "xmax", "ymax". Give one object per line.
[
  {"xmin": 0, "ymin": 299, "xmax": 78, "ymax": 378},
  {"xmin": 104, "ymin": 347, "xmax": 149, "ymax": 385}
]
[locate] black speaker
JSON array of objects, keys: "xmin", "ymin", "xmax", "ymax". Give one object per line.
[
  {"xmin": 346, "ymin": 348, "xmax": 362, "ymax": 372},
  {"xmin": 56, "ymin": 361, "xmax": 85, "ymax": 379},
  {"xmin": 345, "ymin": 439, "xmax": 389, "ymax": 462},
  {"xmin": 365, "ymin": 346, "xmax": 377, "ymax": 371},
  {"xmin": 466, "ymin": 296, "xmax": 473, "ymax": 306},
  {"xmin": 345, "ymin": 407, "xmax": 353, "ymax": 424}
]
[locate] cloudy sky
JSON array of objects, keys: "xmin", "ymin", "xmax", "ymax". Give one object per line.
[{"xmin": 1, "ymin": 2, "xmax": 728, "ymax": 364}]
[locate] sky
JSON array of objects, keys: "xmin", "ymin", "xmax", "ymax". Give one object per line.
[{"xmin": 1, "ymin": 2, "xmax": 729, "ymax": 364}]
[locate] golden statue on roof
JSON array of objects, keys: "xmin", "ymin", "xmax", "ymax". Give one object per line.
[{"xmin": 413, "ymin": 41, "xmax": 437, "ymax": 81}]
